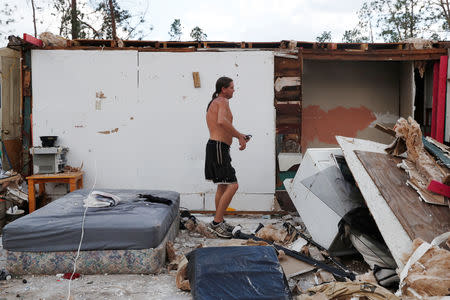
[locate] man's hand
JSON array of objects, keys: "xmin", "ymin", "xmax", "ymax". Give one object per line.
[{"xmin": 238, "ymin": 134, "xmax": 247, "ymax": 151}]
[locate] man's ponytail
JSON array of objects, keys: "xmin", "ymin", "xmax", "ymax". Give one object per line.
[{"xmin": 207, "ymin": 77, "xmax": 233, "ymax": 112}]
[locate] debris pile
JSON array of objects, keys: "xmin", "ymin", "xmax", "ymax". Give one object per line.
[
  {"xmin": 0, "ymin": 171, "xmax": 27, "ymax": 228},
  {"xmin": 390, "ymin": 117, "xmax": 449, "ymax": 205}
]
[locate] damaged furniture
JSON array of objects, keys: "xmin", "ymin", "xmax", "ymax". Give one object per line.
[
  {"xmin": 2, "ymin": 189, "xmax": 179, "ymax": 275},
  {"xmin": 26, "ymin": 171, "xmax": 84, "ymax": 212},
  {"xmin": 284, "ymin": 148, "xmax": 364, "ymax": 254}
]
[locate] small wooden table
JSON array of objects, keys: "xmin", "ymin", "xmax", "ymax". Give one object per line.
[{"xmin": 26, "ymin": 172, "xmax": 84, "ymax": 213}]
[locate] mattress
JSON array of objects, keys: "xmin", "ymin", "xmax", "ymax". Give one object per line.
[
  {"xmin": 6, "ymin": 215, "xmax": 179, "ymax": 275},
  {"xmin": 2, "ymin": 189, "xmax": 180, "ymax": 252}
]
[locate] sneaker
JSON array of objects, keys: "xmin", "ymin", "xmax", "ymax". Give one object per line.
[
  {"xmin": 207, "ymin": 221, "xmax": 232, "ymax": 238},
  {"xmin": 222, "ymin": 220, "xmax": 235, "ymax": 233}
]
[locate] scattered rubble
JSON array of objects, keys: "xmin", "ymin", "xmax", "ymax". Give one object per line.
[{"xmin": 295, "ymin": 281, "xmax": 399, "ymax": 300}]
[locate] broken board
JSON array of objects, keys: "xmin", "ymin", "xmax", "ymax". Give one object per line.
[
  {"xmin": 279, "ymin": 255, "xmax": 316, "ymax": 278},
  {"xmin": 336, "ymin": 136, "xmax": 411, "ymax": 269},
  {"xmin": 355, "ymin": 150, "xmax": 450, "ymax": 243}
]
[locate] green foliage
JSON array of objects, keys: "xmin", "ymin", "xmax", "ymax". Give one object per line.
[
  {"xmin": 169, "ymin": 19, "xmax": 182, "ymax": 41},
  {"xmin": 316, "ymin": 31, "xmax": 332, "ymax": 42},
  {"xmin": 342, "ymin": 29, "xmax": 369, "ymax": 42},
  {"xmin": 96, "ymin": 0, "xmax": 131, "ymax": 39},
  {"xmin": 190, "ymin": 26, "xmax": 207, "ymax": 41},
  {"xmin": 51, "ymin": 0, "xmax": 150, "ymax": 40},
  {"xmin": 357, "ymin": 0, "xmax": 449, "ymax": 42}
]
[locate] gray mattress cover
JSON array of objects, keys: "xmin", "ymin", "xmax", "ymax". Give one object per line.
[{"xmin": 2, "ymin": 189, "xmax": 180, "ymax": 252}]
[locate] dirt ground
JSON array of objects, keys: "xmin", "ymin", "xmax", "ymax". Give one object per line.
[{"xmin": 0, "ymin": 214, "xmax": 368, "ymax": 300}]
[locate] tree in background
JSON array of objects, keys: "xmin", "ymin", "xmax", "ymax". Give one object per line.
[
  {"xmin": 50, "ymin": 0, "xmax": 150, "ymax": 40},
  {"xmin": 316, "ymin": 31, "xmax": 332, "ymax": 42},
  {"xmin": 356, "ymin": 0, "xmax": 448, "ymax": 42},
  {"xmin": 169, "ymin": 19, "xmax": 182, "ymax": 41},
  {"xmin": 0, "ymin": 3, "xmax": 18, "ymax": 42},
  {"xmin": 427, "ymin": 0, "xmax": 450, "ymax": 39},
  {"xmin": 342, "ymin": 29, "xmax": 369, "ymax": 43},
  {"xmin": 190, "ymin": 26, "xmax": 207, "ymax": 41}
]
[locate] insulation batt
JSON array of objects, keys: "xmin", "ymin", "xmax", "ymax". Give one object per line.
[
  {"xmin": 394, "ymin": 117, "xmax": 445, "ymax": 184},
  {"xmin": 401, "ymin": 238, "xmax": 450, "ymax": 297}
]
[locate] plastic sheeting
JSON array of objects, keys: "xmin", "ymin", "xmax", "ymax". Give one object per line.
[{"xmin": 186, "ymin": 246, "xmax": 292, "ymax": 300}]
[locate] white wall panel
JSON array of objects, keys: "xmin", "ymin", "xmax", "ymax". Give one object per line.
[{"xmin": 32, "ymin": 50, "xmax": 275, "ymax": 209}]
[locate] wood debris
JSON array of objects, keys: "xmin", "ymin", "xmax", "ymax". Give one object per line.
[
  {"xmin": 184, "ymin": 218, "xmax": 216, "ymax": 239},
  {"xmin": 175, "ymin": 256, "xmax": 190, "ymax": 291},
  {"xmin": 166, "ymin": 241, "xmax": 177, "ymax": 263},
  {"xmin": 308, "ymin": 246, "xmax": 325, "ymax": 262},
  {"xmin": 296, "ymin": 281, "xmax": 399, "ymax": 300},
  {"xmin": 315, "ymin": 270, "xmax": 335, "ymax": 284},
  {"xmin": 255, "ymin": 224, "xmax": 289, "ymax": 243}
]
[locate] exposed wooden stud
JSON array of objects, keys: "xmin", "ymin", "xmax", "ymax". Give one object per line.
[
  {"xmin": 241, "ymin": 42, "xmax": 245, "ymax": 48},
  {"xmin": 274, "ymin": 56, "xmax": 301, "ymax": 77},
  {"xmin": 163, "ymin": 42, "xmax": 167, "ymax": 48},
  {"xmin": 360, "ymin": 43, "xmax": 368, "ymax": 51},
  {"xmin": 23, "ymin": 69, "xmax": 31, "ymax": 97},
  {"xmin": 275, "ymin": 89, "xmax": 301, "ymax": 101},
  {"xmin": 275, "ymin": 101, "xmax": 302, "ymax": 114},
  {"xmin": 248, "ymin": 42, "xmax": 252, "ymax": 48}
]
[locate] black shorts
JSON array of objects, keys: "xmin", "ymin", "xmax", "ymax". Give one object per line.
[{"xmin": 205, "ymin": 140, "xmax": 237, "ymax": 184}]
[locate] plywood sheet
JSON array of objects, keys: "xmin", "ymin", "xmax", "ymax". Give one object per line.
[
  {"xmin": 355, "ymin": 150, "xmax": 450, "ymax": 242},
  {"xmin": 336, "ymin": 136, "xmax": 411, "ymax": 268}
]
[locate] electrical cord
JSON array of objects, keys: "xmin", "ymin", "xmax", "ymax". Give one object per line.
[{"xmin": 67, "ymin": 160, "xmax": 97, "ymax": 300}]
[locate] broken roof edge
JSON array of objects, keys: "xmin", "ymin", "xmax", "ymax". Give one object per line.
[
  {"xmin": 67, "ymin": 39, "xmax": 450, "ymax": 51},
  {"xmin": 8, "ymin": 34, "xmax": 449, "ymax": 57}
]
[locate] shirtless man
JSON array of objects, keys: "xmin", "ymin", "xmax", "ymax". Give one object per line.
[{"xmin": 205, "ymin": 77, "xmax": 250, "ymax": 238}]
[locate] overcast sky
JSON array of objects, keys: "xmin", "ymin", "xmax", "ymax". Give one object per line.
[{"xmin": 2, "ymin": 0, "xmax": 368, "ymax": 47}]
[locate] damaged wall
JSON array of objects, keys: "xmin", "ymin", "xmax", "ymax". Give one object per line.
[
  {"xmin": 0, "ymin": 48, "xmax": 22, "ymax": 171},
  {"xmin": 31, "ymin": 50, "xmax": 275, "ymax": 210},
  {"xmin": 301, "ymin": 61, "xmax": 413, "ymax": 151}
]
